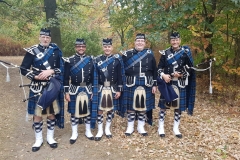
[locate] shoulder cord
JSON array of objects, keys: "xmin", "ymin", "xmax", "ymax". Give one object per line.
[{"xmin": 0, "ymin": 62, "xmax": 29, "ymax": 121}]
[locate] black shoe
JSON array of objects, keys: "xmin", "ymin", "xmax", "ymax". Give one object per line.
[
  {"xmin": 159, "ymin": 134, "xmax": 165, "ymax": 138},
  {"xmin": 125, "ymin": 131, "xmax": 134, "ymax": 136},
  {"xmin": 85, "ymin": 135, "xmax": 94, "ymax": 140},
  {"xmin": 140, "ymin": 132, "xmax": 148, "ymax": 136},
  {"xmin": 106, "ymin": 134, "xmax": 112, "ymax": 138},
  {"xmin": 70, "ymin": 139, "xmax": 77, "ymax": 144},
  {"xmin": 47, "ymin": 142, "xmax": 58, "ymax": 148},
  {"xmin": 175, "ymin": 134, "xmax": 182, "ymax": 138},
  {"xmin": 32, "ymin": 143, "xmax": 42, "ymax": 152},
  {"xmin": 95, "ymin": 136, "xmax": 102, "ymax": 141}
]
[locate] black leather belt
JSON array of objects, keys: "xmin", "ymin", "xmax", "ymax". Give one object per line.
[
  {"xmin": 71, "ymin": 82, "xmax": 90, "ymax": 87},
  {"xmin": 126, "ymin": 71, "xmax": 153, "ymax": 77},
  {"xmin": 99, "ymin": 81, "xmax": 116, "ymax": 87}
]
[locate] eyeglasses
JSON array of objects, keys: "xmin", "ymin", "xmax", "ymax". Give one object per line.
[{"xmin": 76, "ymin": 45, "xmax": 86, "ymax": 48}]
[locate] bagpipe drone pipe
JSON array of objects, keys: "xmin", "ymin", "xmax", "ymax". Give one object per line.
[{"xmin": 0, "ymin": 59, "xmax": 61, "ymax": 110}]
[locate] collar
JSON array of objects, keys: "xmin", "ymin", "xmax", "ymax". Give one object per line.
[
  {"xmin": 170, "ymin": 46, "xmax": 182, "ymax": 52},
  {"xmin": 38, "ymin": 44, "xmax": 49, "ymax": 50},
  {"xmin": 103, "ymin": 54, "xmax": 112, "ymax": 58},
  {"xmin": 75, "ymin": 53, "xmax": 86, "ymax": 58}
]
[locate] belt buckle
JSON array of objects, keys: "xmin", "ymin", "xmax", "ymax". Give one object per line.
[
  {"xmin": 80, "ymin": 82, "xmax": 86, "ymax": 86},
  {"xmin": 140, "ymin": 73, "xmax": 145, "ymax": 77},
  {"xmin": 104, "ymin": 81, "xmax": 110, "ymax": 87}
]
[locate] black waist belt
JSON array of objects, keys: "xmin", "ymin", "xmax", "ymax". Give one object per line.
[
  {"xmin": 71, "ymin": 82, "xmax": 90, "ymax": 87},
  {"xmin": 99, "ymin": 81, "xmax": 116, "ymax": 87},
  {"xmin": 126, "ymin": 72, "xmax": 153, "ymax": 77}
]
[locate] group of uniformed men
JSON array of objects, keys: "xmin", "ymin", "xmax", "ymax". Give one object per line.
[{"xmin": 20, "ymin": 28, "xmax": 196, "ymax": 152}]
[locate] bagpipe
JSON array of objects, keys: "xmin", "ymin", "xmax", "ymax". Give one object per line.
[
  {"xmin": 157, "ymin": 58, "xmax": 216, "ymax": 110},
  {"xmin": 0, "ymin": 59, "xmax": 61, "ymax": 110}
]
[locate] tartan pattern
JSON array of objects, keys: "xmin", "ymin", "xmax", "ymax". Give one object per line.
[
  {"xmin": 183, "ymin": 46, "xmax": 196, "ymax": 115},
  {"xmin": 28, "ymin": 43, "xmax": 65, "ymax": 129},
  {"xmin": 70, "ymin": 56, "xmax": 92, "ymax": 76},
  {"xmin": 158, "ymin": 46, "xmax": 196, "ymax": 115},
  {"xmin": 97, "ymin": 55, "xmax": 116, "ymax": 70},
  {"xmin": 124, "ymin": 49, "xmax": 152, "ymax": 70},
  {"xmin": 33, "ymin": 44, "xmax": 57, "ymax": 67},
  {"xmin": 91, "ymin": 63, "xmax": 98, "ymax": 129},
  {"xmin": 158, "ymin": 80, "xmax": 186, "ymax": 111},
  {"xmin": 121, "ymin": 77, "xmax": 155, "ymax": 113},
  {"xmin": 166, "ymin": 48, "xmax": 185, "ymax": 65}
]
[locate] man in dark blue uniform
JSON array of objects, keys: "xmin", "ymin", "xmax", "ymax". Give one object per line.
[
  {"xmin": 64, "ymin": 38, "xmax": 98, "ymax": 144},
  {"xmin": 95, "ymin": 38, "xmax": 125, "ymax": 141},
  {"xmin": 122, "ymin": 33, "xmax": 157, "ymax": 136},
  {"xmin": 157, "ymin": 31, "xmax": 196, "ymax": 138},
  {"xmin": 20, "ymin": 28, "xmax": 64, "ymax": 152}
]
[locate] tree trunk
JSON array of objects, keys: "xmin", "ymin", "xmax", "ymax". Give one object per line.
[{"xmin": 44, "ymin": 0, "xmax": 62, "ymax": 49}]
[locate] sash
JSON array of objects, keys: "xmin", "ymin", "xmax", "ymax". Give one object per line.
[
  {"xmin": 97, "ymin": 54, "xmax": 118, "ymax": 71},
  {"xmin": 70, "ymin": 56, "xmax": 92, "ymax": 76},
  {"xmin": 124, "ymin": 49, "xmax": 152, "ymax": 70},
  {"xmin": 166, "ymin": 47, "xmax": 185, "ymax": 66},
  {"xmin": 33, "ymin": 45, "xmax": 55, "ymax": 68}
]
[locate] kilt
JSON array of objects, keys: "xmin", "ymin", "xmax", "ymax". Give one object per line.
[
  {"xmin": 158, "ymin": 80, "xmax": 186, "ymax": 112},
  {"xmin": 28, "ymin": 88, "xmax": 65, "ymax": 128},
  {"xmin": 98, "ymin": 90, "xmax": 119, "ymax": 111},
  {"xmin": 68, "ymin": 87, "xmax": 92, "ymax": 114},
  {"xmin": 28, "ymin": 90, "xmax": 40, "ymax": 115},
  {"xmin": 123, "ymin": 77, "xmax": 155, "ymax": 112}
]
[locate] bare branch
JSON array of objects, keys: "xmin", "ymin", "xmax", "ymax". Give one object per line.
[{"xmin": 0, "ymin": 0, "xmax": 12, "ymax": 7}]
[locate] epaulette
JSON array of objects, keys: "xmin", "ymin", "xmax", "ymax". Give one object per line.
[
  {"xmin": 159, "ymin": 50, "xmax": 166, "ymax": 55},
  {"xmin": 62, "ymin": 57, "xmax": 70, "ymax": 63},
  {"xmin": 23, "ymin": 44, "xmax": 38, "ymax": 55},
  {"xmin": 121, "ymin": 49, "xmax": 134, "ymax": 56},
  {"xmin": 182, "ymin": 46, "xmax": 190, "ymax": 53}
]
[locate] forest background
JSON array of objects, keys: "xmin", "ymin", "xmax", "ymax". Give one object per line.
[{"xmin": 1, "ymin": 0, "xmax": 240, "ymax": 103}]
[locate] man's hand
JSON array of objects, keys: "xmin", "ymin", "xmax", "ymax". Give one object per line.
[
  {"xmin": 172, "ymin": 72, "xmax": 182, "ymax": 78},
  {"xmin": 35, "ymin": 70, "xmax": 54, "ymax": 80},
  {"xmin": 65, "ymin": 93, "xmax": 71, "ymax": 102},
  {"xmin": 114, "ymin": 92, "xmax": 121, "ymax": 99},
  {"xmin": 152, "ymin": 86, "xmax": 157, "ymax": 94},
  {"xmin": 162, "ymin": 74, "xmax": 171, "ymax": 83}
]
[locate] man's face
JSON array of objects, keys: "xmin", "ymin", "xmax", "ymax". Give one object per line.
[
  {"xmin": 39, "ymin": 35, "xmax": 51, "ymax": 47},
  {"xmin": 75, "ymin": 45, "xmax": 86, "ymax": 55},
  {"xmin": 170, "ymin": 38, "xmax": 181, "ymax": 50},
  {"xmin": 102, "ymin": 45, "xmax": 113, "ymax": 56},
  {"xmin": 134, "ymin": 39, "xmax": 146, "ymax": 51}
]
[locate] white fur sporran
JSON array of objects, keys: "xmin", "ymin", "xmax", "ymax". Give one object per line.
[
  {"xmin": 99, "ymin": 87, "xmax": 113, "ymax": 111},
  {"xmin": 35, "ymin": 100, "xmax": 59, "ymax": 117},
  {"xmin": 133, "ymin": 86, "xmax": 146, "ymax": 111},
  {"xmin": 75, "ymin": 92, "xmax": 90, "ymax": 118}
]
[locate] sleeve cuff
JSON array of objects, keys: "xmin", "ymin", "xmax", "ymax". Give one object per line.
[
  {"xmin": 153, "ymin": 80, "xmax": 157, "ymax": 86},
  {"xmin": 26, "ymin": 72, "xmax": 35, "ymax": 80},
  {"xmin": 54, "ymin": 68, "xmax": 61, "ymax": 74},
  {"xmin": 64, "ymin": 86, "xmax": 69, "ymax": 93},
  {"xmin": 117, "ymin": 85, "xmax": 123, "ymax": 92}
]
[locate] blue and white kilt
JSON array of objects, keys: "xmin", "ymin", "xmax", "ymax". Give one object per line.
[
  {"xmin": 124, "ymin": 77, "xmax": 155, "ymax": 112},
  {"xmin": 158, "ymin": 80, "xmax": 186, "ymax": 112},
  {"xmin": 98, "ymin": 90, "xmax": 119, "ymax": 111},
  {"xmin": 68, "ymin": 87, "xmax": 92, "ymax": 114},
  {"xmin": 28, "ymin": 88, "xmax": 65, "ymax": 128}
]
